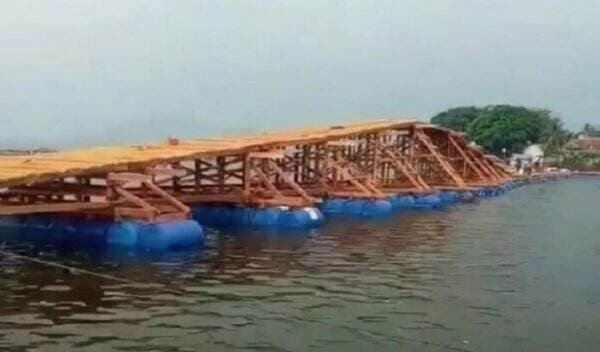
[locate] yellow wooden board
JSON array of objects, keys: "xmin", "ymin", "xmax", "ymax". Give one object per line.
[{"xmin": 0, "ymin": 119, "xmax": 419, "ymax": 188}]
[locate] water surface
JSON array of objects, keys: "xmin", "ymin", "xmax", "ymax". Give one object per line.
[{"xmin": 1, "ymin": 179, "xmax": 600, "ymax": 351}]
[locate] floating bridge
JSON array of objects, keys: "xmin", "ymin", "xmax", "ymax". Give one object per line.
[{"xmin": 0, "ymin": 119, "xmax": 512, "ymax": 250}]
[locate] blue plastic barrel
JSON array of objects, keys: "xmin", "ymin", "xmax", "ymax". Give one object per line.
[
  {"xmin": 249, "ymin": 208, "xmax": 281, "ymax": 227},
  {"xmin": 278, "ymin": 209, "xmax": 310, "ymax": 228},
  {"xmin": 210, "ymin": 206, "xmax": 232, "ymax": 226},
  {"xmin": 439, "ymin": 191, "xmax": 460, "ymax": 204},
  {"xmin": 278, "ymin": 208, "xmax": 324, "ymax": 228},
  {"xmin": 48, "ymin": 217, "xmax": 76, "ymax": 244},
  {"xmin": 459, "ymin": 191, "xmax": 475, "ymax": 203},
  {"xmin": 474, "ymin": 188, "xmax": 486, "ymax": 197},
  {"xmin": 0, "ymin": 216, "xmax": 23, "ymax": 238},
  {"xmin": 191, "ymin": 206, "xmax": 211, "ymax": 224},
  {"xmin": 70, "ymin": 219, "xmax": 111, "ymax": 248},
  {"xmin": 107, "ymin": 221, "xmax": 143, "ymax": 248},
  {"xmin": 390, "ymin": 195, "xmax": 416, "ymax": 209},
  {"xmin": 415, "ymin": 194, "xmax": 442, "ymax": 208},
  {"xmin": 230, "ymin": 207, "xmax": 250, "ymax": 225},
  {"xmin": 194, "ymin": 205, "xmax": 324, "ymax": 229},
  {"xmin": 494, "ymin": 187, "xmax": 505, "ymax": 196},
  {"xmin": 192, "ymin": 205, "xmax": 231, "ymax": 227},
  {"xmin": 301, "ymin": 207, "xmax": 325, "ymax": 226},
  {"xmin": 343, "ymin": 200, "xmax": 366, "ymax": 215},
  {"xmin": 361, "ymin": 200, "xmax": 393, "ymax": 217},
  {"xmin": 22, "ymin": 215, "xmax": 52, "ymax": 242},
  {"xmin": 137, "ymin": 220, "xmax": 204, "ymax": 251},
  {"xmin": 481, "ymin": 186, "xmax": 502, "ymax": 197},
  {"xmin": 320, "ymin": 199, "xmax": 346, "ymax": 215}
]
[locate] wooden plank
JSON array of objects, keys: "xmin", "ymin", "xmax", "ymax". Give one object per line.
[
  {"xmin": 248, "ymin": 151, "xmax": 287, "ymax": 159},
  {"xmin": 145, "ymin": 167, "xmax": 190, "ymax": 177},
  {"xmin": 380, "ymin": 186, "xmax": 432, "ymax": 195},
  {"xmin": 154, "ymin": 212, "xmax": 189, "ymax": 222},
  {"xmin": 108, "ymin": 172, "xmax": 153, "ymax": 184},
  {"xmin": 327, "ymin": 140, "xmax": 359, "ymax": 147},
  {"xmin": 178, "ymin": 193, "xmax": 250, "ymax": 204},
  {"xmin": 114, "ymin": 207, "xmax": 154, "ymax": 221},
  {"xmin": 0, "ymin": 202, "xmax": 111, "ymax": 215},
  {"xmin": 178, "ymin": 193, "xmax": 311, "ymax": 207}
]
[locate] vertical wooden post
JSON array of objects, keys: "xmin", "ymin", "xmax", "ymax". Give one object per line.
[
  {"xmin": 243, "ymin": 154, "xmax": 251, "ymax": 194},
  {"xmin": 217, "ymin": 156, "xmax": 225, "ymax": 193},
  {"xmin": 171, "ymin": 162, "xmax": 180, "ymax": 193},
  {"xmin": 194, "ymin": 159, "xmax": 201, "ymax": 192}
]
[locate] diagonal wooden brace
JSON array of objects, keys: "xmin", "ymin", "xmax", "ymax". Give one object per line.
[
  {"xmin": 267, "ymin": 159, "xmax": 315, "ymax": 203},
  {"xmin": 142, "ymin": 180, "xmax": 191, "ymax": 215},
  {"xmin": 380, "ymin": 148, "xmax": 431, "ymax": 191},
  {"xmin": 328, "ymin": 159, "xmax": 384, "ymax": 198},
  {"xmin": 250, "ymin": 164, "xmax": 284, "ymax": 198},
  {"xmin": 448, "ymin": 135, "xmax": 487, "ymax": 180},
  {"xmin": 415, "ymin": 130, "xmax": 467, "ymax": 188}
]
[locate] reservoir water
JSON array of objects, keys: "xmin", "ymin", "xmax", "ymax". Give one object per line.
[{"xmin": 1, "ymin": 178, "xmax": 599, "ymax": 351}]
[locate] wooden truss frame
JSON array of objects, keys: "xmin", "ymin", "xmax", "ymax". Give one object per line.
[{"xmin": 0, "ymin": 123, "xmax": 511, "ymax": 221}]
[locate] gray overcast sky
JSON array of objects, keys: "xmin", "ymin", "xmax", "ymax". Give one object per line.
[{"xmin": 1, "ymin": 0, "xmax": 599, "ymax": 149}]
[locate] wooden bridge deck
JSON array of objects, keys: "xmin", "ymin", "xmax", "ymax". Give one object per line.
[{"xmin": 0, "ymin": 119, "xmax": 416, "ymax": 188}]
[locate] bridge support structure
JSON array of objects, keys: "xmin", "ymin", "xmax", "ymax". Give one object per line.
[{"xmin": 0, "ymin": 121, "xmax": 512, "ymax": 223}]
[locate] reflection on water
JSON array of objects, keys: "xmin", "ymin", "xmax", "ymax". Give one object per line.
[{"xmin": 2, "ymin": 179, "xmax": 600, "ymax": 351}]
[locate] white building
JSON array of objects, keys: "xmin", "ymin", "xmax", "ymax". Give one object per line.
[
  {"xmin": 510, "ymin": 144, "xmax": 544, "ymax": 174},
  {"xmin": 523, "ymin": 144, "xmax": 544, "ymax": 165}
]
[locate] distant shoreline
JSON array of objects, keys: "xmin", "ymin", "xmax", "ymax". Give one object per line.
[{"xmin": 0, "ymin": 148, "xmax": 56, "ymax": 156}]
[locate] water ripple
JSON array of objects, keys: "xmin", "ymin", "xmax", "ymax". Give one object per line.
[{"xmin": 2, "ymin": 180, "xmax": 600, "ymax": 350}]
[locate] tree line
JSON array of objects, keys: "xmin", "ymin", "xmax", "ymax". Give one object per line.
[
  {"xmin": 430, "ymin": 105, "xmax": 587, "ymax": 157},
  {"xmin": 582, "ymin": 123, "xmax": 600, "ymax": 137}
]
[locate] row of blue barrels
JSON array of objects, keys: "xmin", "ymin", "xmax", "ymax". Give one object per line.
[
  {"xmin": 0, "ymin": 182, "xmax": 515, "ymax": 251},
  {"xmin": 474, "ymin": 181, "xmax": 516, "ymax": 197},
  {"xmin": 320, "ymin": 193, "xmax": 450, "ymax": 216},
  {"xmin": 0, "ymin": 215, "xmax": 204, "ymax": 251},
  {"xmin": 191, "ymin": 206, "xmax": 325, "ymax": 229},
  {"xmin": 319, "ymin": 181, "xmax": 516, "ymax": 216},
  {"xmin": 188, "ymin": 187, "xmax": 503, "ymax": 228}
]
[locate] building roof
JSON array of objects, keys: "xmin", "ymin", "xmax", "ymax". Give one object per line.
[{"xmin": 568, "ymin": 136, "xmax": 600, "ymax": 152}]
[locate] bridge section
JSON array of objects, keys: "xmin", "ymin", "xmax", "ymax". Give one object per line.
[{"xmin": 0, "ymin": 119, "xmax": 510, "ymax": 221}]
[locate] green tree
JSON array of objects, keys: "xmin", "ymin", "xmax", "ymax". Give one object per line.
[
  {"xmin": 431, "ymin": 106, "xmax": 480, "ymax": 132},
  {"xmin": 582, "ymin": 123, "xmax": 600, "ymax": 137},
  {"xmin": 466, "ymin": 105, "xmax": 543, "ymax": 155},
  {"xmin": 536, "ymin": 110, "xmax": 573, "ymax": 155},
  {"xmin": 430, "ymin": 104, "xmax": 572, "ymax": 156}
]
